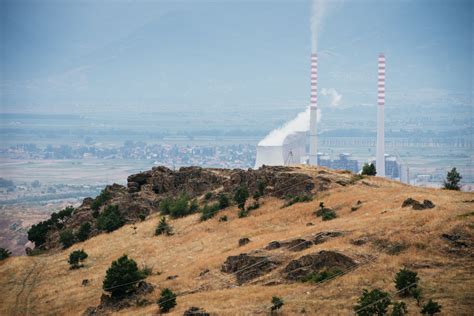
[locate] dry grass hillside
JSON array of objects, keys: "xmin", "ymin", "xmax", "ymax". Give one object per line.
[{"xmin": 0, "ymin": 166, "xmax": 473, "ymax": 315}]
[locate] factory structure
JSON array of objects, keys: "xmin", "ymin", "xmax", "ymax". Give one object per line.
[{"xmin": 255, "ymin": 52, "xmax": 407, "ymax": 182}]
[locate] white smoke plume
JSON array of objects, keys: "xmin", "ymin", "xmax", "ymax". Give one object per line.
[
  {"xmin": 258, "ymin": 0, "xmax": 329, "ymax": 147},
  {"xmin": 321, "ymin": 87, "xmax": 342, "ymax": 106},
  {"xmin": 258, "ymin": 106, "xmax": 321, "ymax": 146},
  {"xmin": 311, "ymin": 0, "xmax": 327, "ymax": 53}
]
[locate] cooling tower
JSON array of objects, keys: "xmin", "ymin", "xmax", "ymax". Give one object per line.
[
  {"xmin": 309, "ymin": 53, "xmax": 318, "ymax": 166},
  {"xmin": 255, "ymin": 132, "xmax": 306, "ymax": 168},
  {"xmin": 376, "ymin": 53, "xmax": 386, "ymax": 177}
]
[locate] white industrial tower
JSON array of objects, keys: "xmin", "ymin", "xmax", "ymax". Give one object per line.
[
  {"xmin": 376, "ymin": 53, "xmax": 386, "ymax": 177},
  {"xmin": 309, "ymin": 53, "xmax": 318, "ymax": 166}
]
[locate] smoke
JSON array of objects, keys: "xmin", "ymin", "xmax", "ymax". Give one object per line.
[
  {"xmin": 321, "ymin": 88, "xmax": 342, "ymax": 106},
  {"xmin": 258, "ymin": 106, "xmax": 321, "ymax": 146},
  {"xmin": 311, "ymin": 0, "xmax": 327, "ymax": 53}
]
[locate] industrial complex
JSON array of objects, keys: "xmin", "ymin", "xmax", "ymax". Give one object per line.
[{"xmin": 255, "ymin": 52, "xmax": 407, "ymax": 183}]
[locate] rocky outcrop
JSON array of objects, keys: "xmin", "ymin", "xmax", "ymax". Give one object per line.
[
  {"xmin": 84, "ymin": 281, "xmax": 154, "ymax": 315},
  {"xmin": 313, "ymin": 231, "xmax": 344, "ymax": 245},
  {"xmin": 221, "ymin": 253, "xmax": 280, "ymax": 284},
  {"xmin": 40, "ymin": 166, "xmax": 352, "ymax": 251},
  {"xmin": 282, "ymin": 251, "xmax": 355, "ymax": 281},
  {"xmin": 402, "ymin": 198, "xmax": 435, "ymax": 210}
]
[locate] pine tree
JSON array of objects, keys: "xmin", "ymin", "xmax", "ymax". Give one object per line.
[
  {"xmin": 103, "ymin": 255, "xmax": 145, "ymax": 297},
  {"xmin": 157, "ymin": 288, "xmax": 177, "ymax": 313},
  {"xmin": 444, "ymin": 167, "xmax": 462, "ymax": 190}
]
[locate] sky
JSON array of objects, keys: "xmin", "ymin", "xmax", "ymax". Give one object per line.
[{"xmin": 0, "ymin": 0, "xmax": 472, "ymax": 114}]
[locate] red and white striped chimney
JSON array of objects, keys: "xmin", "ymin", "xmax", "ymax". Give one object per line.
[
  {"xmin": 309, "ymin": 53, "xmax": 318, "ymax": 166},
  {"xmin": 376, "ymin": 53, "xmax": 385, "ymax": 176}
]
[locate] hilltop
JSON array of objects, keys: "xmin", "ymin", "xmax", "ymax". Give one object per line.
[{"xmin": 0, "ymin": 165, "xmax": 473, "ymax": 315}]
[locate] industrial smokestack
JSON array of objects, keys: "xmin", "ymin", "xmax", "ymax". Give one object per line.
[
  {"xmin": 309, "ymin": 53, "xmax": 318, "ymax": 166},
  {"xmin": 376, "ymin": 53, "xmax": 385, "ymax": 177}
]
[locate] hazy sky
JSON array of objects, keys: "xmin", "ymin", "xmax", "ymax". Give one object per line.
[{"xmin": 0, "ymin": 0, "xmax": 472, "ymax": 113}]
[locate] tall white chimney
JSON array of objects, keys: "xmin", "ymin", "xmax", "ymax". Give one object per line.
[
  {"xmin": 376, "ymin": 53, "xmax": 385, "ymax": 177},
  {"xmin": 309, "ymin": 53, "xmax": 318, "ymax": 166}
]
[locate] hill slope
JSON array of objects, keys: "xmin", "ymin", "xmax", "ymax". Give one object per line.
[{"xmin": 1, "ymin": 166, "xmax": 473, "ymax": 315}]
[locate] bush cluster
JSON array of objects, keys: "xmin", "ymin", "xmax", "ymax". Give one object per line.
[
  {"xmin": 354, "ymin": 268, "xmax": 442, "ymax": 316},
  {"xmin": 68, "ymin": 249, "xmax": 88, "ymax": 269},
  {"xmin": 155, "ymin": 217, "xmax": 173, "ymax": 236},
  {"xmin": 103, "ymin": 255, "xmax": 145, "ymax": 297},
  {"xmin": 361, "ymin": 163, "xmax": 377, "ymax": 176},
  {"xmin": 315, "ymin": 202, "xmax": 337, "ymax": 221},
  {"xmin": 27, "ymin": 206, "xmax": 75, "ymax": 247},
  {"xmin": 301, "ymin": 268, "xmax": 342, "ymax": 283},
  {"xmin": 97, "ymin": 205, "xmax": 124, "ymax": 232},
  {"xmin": 0, "ymin": 247, "xmax": 12, "ymax": 260},
  {"xmin": 200, "ymin": 203, "xmax": 221, "ymax": 221},
  {"xmin": 76, "ymin": 222, "xmax": 92, "ymax": 242},
  {"xmin": 158, "ymin": 288, "xmax": 177, "ymax": 313},
  {"xmin": 160, "ymin": 195, "xmax": 198, "ymax": 218},
  {"xmin": 283, "ymin": 194, "xmax": 313, "ymax": 208},
  {"xmin": 59, "ymin": 229, "xmax": 76, "ymax": 248},
  {"xmin": 91, "ymin": 189, "xmax": 111, "ymax": 211}
]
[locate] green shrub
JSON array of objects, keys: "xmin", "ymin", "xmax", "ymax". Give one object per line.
[
  {"xmin": 219, "ymin": 215, "xmax": 228, "ymax": 222},
  {"xmin": 0, "ymin": 248, "xmax": 12, "ymax": 260},
  {"xmin": 283, "ymin": 194, "xmax": 313, "ymax": 207},
  {"xmin": 354, "ymin": 289, "xmax": 391, "ymax": 316},
  {"xmin": 421, "ymin": 299, "xmax": 442, "ymax": 315},
  {"xmin": 394, "ymin": 268, "xmax": 419, "ymax": 297},
  {"xmin": 28, "ymin": 220, "xmax": 51, "ymax": 247},
  {"xmin": 218, "ymin": 193, "xmax": 230, "ymax": 209},
  {"xmin": 391, "ymin": 301, "xmax": 407, "ymax": 316},
  {"xmin": 200, "ymin": 203, "xmax": 220, "ymax": 221},
  {"xmin": 204, "ymin": 192, "xmax": 213, "ymax": 200},
  {"xmin": 157, "ymin": 288, "xmax": 177, "ymax": 313},
  {"xmin": 361, "ymin": 163, "xmax": 377, "ymax": 176},
  {"xmin": 315, "ymin": 202, "xmax": 337, "ymax": 221},
  {"xmin": 301, "ymin": 269, "xmax": 342, "ymax": 283},
  {"xmin": 76, "ymin": 222, "xmax": 91, "ymax": 242},
  {"xmin": 410, "ymin": 287, "xmax": 422, "ymax": 306},
  {"xmin": 238, "ymin": 209, "xmax": 249, "ymax": 218},
  {"xmin": 322, "ymin": 210, "xmax": 337, "ymax": 221},
  {"xmin": 59, "ymin": 229, "xmax": 76, "ymax": 248},
  {"xmin": 444, "ymin": 167, "xmax": 462, "ymax": 190},
  {"xmin": 91, "ymin": 189, "xmax": 111, "ymax": 211},
  {"xmin": 159, "ymin": 197, "xmax": 173, "ymax": 215},
  {"xmin": 257, "ymin": 180, "xmax": 266, "ymax": 197},
  {"xmin": 68, "ymin": 249, "xmax": 88, "ymax": 269},
  {"xmin": 97, "ymin": 205, "xmax": 124, "ymax": 232},
  {"xmin": 160, "ymin": 195, "xmax": 196, "ymax": 218},
  {"xmin": 271, "ymin": 296, "xmax": 284, "ymax": 312},
  {"xmin": 247, "ymin": 201, "xmax": 260, "ymax": 211},
  {"xmin": 234, "ymin": 186, "xmax": 249, "ymax": 211},
  {"xmin": 155, "ymin": 217, "xmax": 173, "ymax": 236},
  {"xmin": 103, "ymin": 255, "xmax": 145, "ymax": 297},
  {"xmin": 92, "ymin": 209, "xmax": 100, "ymax": 218}
]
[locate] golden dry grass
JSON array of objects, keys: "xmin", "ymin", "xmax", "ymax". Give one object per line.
[{"xmin": 1, "ymin": 168, "xmax": 473, "ymax": 315}]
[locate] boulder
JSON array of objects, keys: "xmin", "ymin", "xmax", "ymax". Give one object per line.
[
  {"xmin": 282, "ymin": 239, "xmax": 313, "ymax": 252},
  {"xmin": 402, "ymin": 198, "xmax": 435, "ymax": 210},
  {"xmin": 221, "ymin": 253, "xmax": 280, "ymax": 284},
  {"xmin": 283, "ymin": 251, "xmax": 355, "ymax": 281},
  {"xmin": 183, "ymin": 307, "xmax": 210, "ymax": 316},
  {"xmin": 313, "ymin": 231, "xmax": 344, "ymax": 245},
  {"xmin": 265, "ymin": 241, "xmax": 281, "ymax": 250},
  {"xmin": 238, "ymin": 238, "xmax": 251, "ymax": 247}
]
